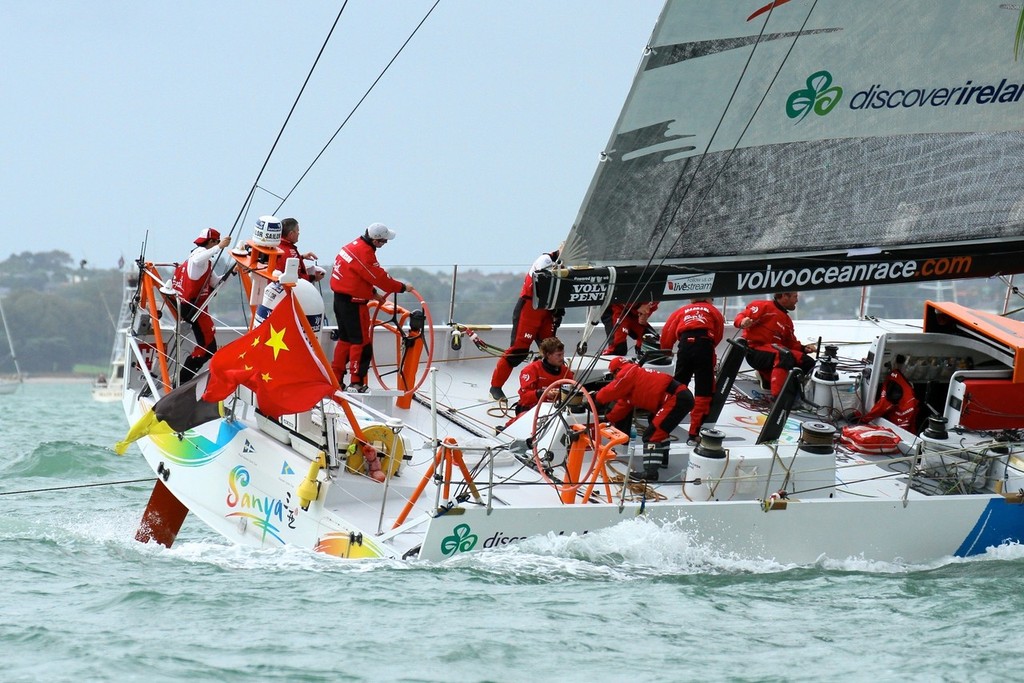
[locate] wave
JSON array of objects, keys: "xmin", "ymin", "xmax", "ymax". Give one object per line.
[{"xmin": 2, "ymin": 440, "xmax": 148, "ymax": 481}]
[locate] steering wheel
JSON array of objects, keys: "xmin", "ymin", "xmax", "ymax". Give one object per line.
[
  {"xmin": 530, "ymin": 378, "xmax": 602, "ymax": 494},
  {"xmin": 368, "ymin": 288, "xmax": 434, "ymax": 395}
]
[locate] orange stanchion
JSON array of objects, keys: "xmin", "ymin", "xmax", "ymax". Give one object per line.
[
  {"xmin": 557, "ymin": 423, "xmax": 629, "ymax": 505},
  {"xmin": 559, "ymin": 424, "xmax": 590, "ymax": 503},
  {"xmin": 396, "ymin": 331, "xmax": 423, "ymax": 410},
  {"xmin": 139, "ymin": 263, "xmax": 173, "ymax": 391},
  {"xmin": 392, "ymin": 436, "xmax": 480, "ymax": 529},
  {"xmin": 332, "ymin": 393, "xmax": 368, "ymax": 445},
  {"xmin": 228, "ymin": 241, "xmax": 285, "ymax": 323},
  {"xmin": 581, "ymin": 424, "xmax": 629, "ymax": 504}
]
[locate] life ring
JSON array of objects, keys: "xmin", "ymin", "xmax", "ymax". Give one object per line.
[{"xmin": 345, "ymin": 423, "xmax": 404, "ymax": 478}]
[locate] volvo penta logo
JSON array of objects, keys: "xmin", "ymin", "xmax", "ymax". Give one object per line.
[
  {"xmin": 787, "ymin": 70, "xmax": 843, "ymax": 122},
  {"xmin": 566, "ymin": 274, "xmax": 610, "ymax": 304}
]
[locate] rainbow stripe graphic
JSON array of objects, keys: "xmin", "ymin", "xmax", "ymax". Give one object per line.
[{"xmin": 148, "ymin": 420, "xmax": 245, "ymax": 467}]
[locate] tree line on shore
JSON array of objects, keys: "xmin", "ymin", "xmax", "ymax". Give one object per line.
[
  {"xmin": 1, "ymin": 250, "xmax": 1014, "ymax": 374},
  {"xmin": 0, "ymin": 251, "xmax": 532, "ymax": 373}
]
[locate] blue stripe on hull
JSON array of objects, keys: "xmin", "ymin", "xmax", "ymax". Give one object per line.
[{"xmin": 955, "ymin": 498, "xmax": 1024, "ymax": 557}]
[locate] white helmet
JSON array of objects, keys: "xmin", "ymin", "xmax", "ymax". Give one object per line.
[{"xmin": 366, "ymin": 222, "xmax": 396, "ymax": 241}]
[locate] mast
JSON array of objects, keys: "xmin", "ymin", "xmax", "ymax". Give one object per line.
[{"xmin": 0, "ymin": 297, "xmax": 22, "ymax": 378}]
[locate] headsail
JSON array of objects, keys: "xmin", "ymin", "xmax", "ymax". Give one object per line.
[{"xmin": 539, "ymin": 0, "xmax": 1024, "ymax": 308}]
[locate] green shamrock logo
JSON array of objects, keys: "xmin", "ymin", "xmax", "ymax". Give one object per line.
[
  {"xmin": 786, "ymin": 70, "xmax": 843, "ymax": 122},
  {"xmin": 440, "ymin": 523, "xmax": 478, "ymax": 556}
]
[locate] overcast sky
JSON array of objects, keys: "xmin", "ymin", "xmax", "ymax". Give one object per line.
[{"xmin": 2, "ymin": 1, "xmax": 663, "ymax": 275}]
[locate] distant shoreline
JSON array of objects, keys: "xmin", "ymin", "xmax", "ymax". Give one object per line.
[{"xmin": 23, "ymin": 376, "xmax": 94, "ymax": 383}]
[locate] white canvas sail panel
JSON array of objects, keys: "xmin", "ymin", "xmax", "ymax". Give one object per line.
[{"xmin": 544, "ymin": 0, "xmax": 1024, "ymax": 307}]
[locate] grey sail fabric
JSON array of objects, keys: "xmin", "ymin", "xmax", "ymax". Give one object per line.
[{"xmin": 561, "ymin": 0, "xmax": 1024, "ymax": 275}]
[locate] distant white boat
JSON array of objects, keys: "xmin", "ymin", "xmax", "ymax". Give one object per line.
[
  {"xmin": 92, "ymin": 266, "xmax": 138, "ymax": 403},
  {"xmin": 0, "ymin": 295, "xmax": 23, "ymax": 395}
]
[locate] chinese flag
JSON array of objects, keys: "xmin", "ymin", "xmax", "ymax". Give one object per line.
[{"xmin": 202, "ymin": 288, "xmax": 338, "ymax": 417}]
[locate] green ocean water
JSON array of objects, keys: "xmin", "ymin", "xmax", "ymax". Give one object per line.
[{"xmin": 3, "ymin": 382, "xmax": 1024, "ymax": 683}]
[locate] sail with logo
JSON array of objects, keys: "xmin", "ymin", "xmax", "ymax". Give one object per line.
[{"xmin": 536, "ymin": 0, "xmax": 1024, "ymax": 309}]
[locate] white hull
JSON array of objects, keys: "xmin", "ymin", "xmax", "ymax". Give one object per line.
[
  {"xmin": 122, "ymin": 311, "xmax": 1024, "ymax": 564},
  {"xmin": 0, "ymin": 378, "xmax": 21, "ymax": 395},
  {"xmin": 91, "ymin": 380, "xmax": 123, "ymax": 403}
]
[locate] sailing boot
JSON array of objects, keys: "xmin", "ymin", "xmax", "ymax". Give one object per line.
[{"xmin": 633, "ymin": 442, "xmax": 668, "ymax": 481}]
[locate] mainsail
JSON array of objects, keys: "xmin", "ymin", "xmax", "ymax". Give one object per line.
[{"xmin": 538, "ymin": 0, "xmax": 1024, "ymax": 308}]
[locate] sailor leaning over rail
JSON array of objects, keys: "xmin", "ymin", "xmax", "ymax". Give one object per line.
[
  {"xmin": 489, "ymin": 247, "xmax": 564, "ymax": 402},
  {"xmin": 171, "ymin": 226, "xmax": 232, "ymax": 384}
]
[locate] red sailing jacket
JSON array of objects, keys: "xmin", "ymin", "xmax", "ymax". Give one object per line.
[
  {"xmin": 330, "ymin": 236, "xmax": 405, "ymax": 300},
  {"xmin": 661, "ymin": 301, "xmax": 725, "ymax": 350},
  {"xmin": 862, "ymin": 369, "xmax": 920, "ymax": 429},
  {"xmin": 519, "ymin": 271, "xmax": 535, "ymax": 299},
  {"xmin": 596, "ymin": 362, "xmax": 676, "ymax": 422},
  {"xmin": 517, "ymin": 359, "xmax": 574, "ymax": 411},
  {"xmin": 606, "ymin": 302, "xmax": 659, "ymax": 348},
  {"xmin": 280, "ymin": 237, "xmax": 312, "ymax": 282},
  {"xmin": 734, "ymin": 299, "xmax": 801, "ymax": 353},
  {"xmin": 171, "ymin": 246, "xmax": 218, "ymax": 304}
]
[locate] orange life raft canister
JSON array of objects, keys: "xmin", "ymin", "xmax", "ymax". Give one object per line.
[{"xmin": 840, "ymin": 424, "xmax": 901, "ymax": 455}]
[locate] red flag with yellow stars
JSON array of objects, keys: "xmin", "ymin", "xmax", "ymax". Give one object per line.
[{"xmin": 202, "ymin": 287, "xmax": 338, "ymax": 417}]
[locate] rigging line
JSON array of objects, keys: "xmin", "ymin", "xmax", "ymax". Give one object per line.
[
  {"xmin": 655, "ymin": 0, "xmax": 822, "ymax": 274},
  {"xmin": 649, "ymin": 8, "xmax": 779, "ymax": 251},
  {"xmin": 608, "ymin": 2, "xmax": 784, "ymax": 315},
  {"xmin": 273, "ymin": 0, "xmax": 441, "ymax": 215},
  {"xmin": 256, "ymin": 185, "xmax": 286, "ymax": 203},
  {"xmin": 0, "ymin": 477, "xmax": 157, "ymax": 497},
  {"xmin": 625, "ymin": 1, "xmax": 820, "ymax": 314},
  {"xmin": 199, "ymin": 5, "xmax": 351, "ymax": 323},
  {"xmin": 558, "ymin": 23, "xmax": 786, "ymax": 392},
  {"xmin": 231, "ymin": 2, "xmax": 349, "ymax": 236}
]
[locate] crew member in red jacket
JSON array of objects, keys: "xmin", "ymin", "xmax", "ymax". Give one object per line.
[
  {"xmin": 602, "ymin": 301, "xmax": 659, "ymax": 356},
  {"xmin": 661, "ymin": 297, "xmax": 724, "ymax": 442},
  {"xmin": 515, "ymin": 337, "xmax": 574, "ymax": 414},
  {"xmin": 734, "ymin": 291, "xmax": 816, "ymax": 399},
  {"xmin": 859, "ymin": 355, "xmax": 920, "ymax": 430},
  {"xmin": 596, "ymin": 357, "xmax": 694, "ymax": 480},
  {"xmin": 330, "ymin": 223, "xmax": 410, "ymax": 393},
  {"xmin": 489, "ymin": 249, "xmax": 562, "ymax": 401},
  {"xmin": 279, "ymin": 218, "xmax": 325, "ymax": 282},
  {"xmin": 171, "ymin": 227, "xmax": 232, "ymax": 384}
]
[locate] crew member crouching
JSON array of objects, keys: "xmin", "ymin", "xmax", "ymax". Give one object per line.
[
  {"xmin": 858, "ymin": 354, "xmax": 920, "ymax": 430},
  {"xmin": 596, "ymin": 357, "xmax": 694, "ymax": 481}
]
